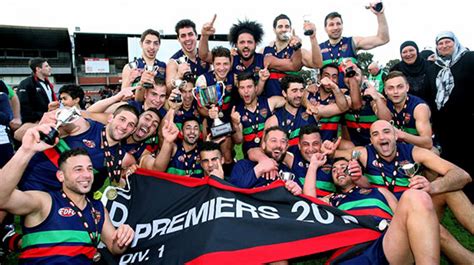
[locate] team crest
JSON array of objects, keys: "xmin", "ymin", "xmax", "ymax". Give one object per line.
[
  {"xmin": 236, "ymin": 65, "xmax": 244, "ymax": 71},
  {"xmin": 321, "ymin": 164, "xmax": 332, "ymax": 174},
  {"xmin": 359, "ymin": 188, "xmax": 372, "ymax": 195},
  {"xmin": 321, "ymin": 48, "xmax": 329, "ymax": 53},
  {"xmin": 178, "ymin": 155, "xmax": 185, "ymax": 162},
  {"xmin": 242, "ymin": 115, "xmax": 249, "ymax": 122},
  {"xmin": 82, "ymin": 139, "xmax": 96, "ymax": 148},
  {"xmin": 225, "ymin": 84, "xmax": 232, "ymax": 92},
  {"xmin": 404, "ymin": 113, "xmax": 411, "ymax": 123},
  {"xmin": 260, "ymin": 108, "xmax": 268, "ymax": 118},
  {"xmin": 301, "ymin": 112, "xmax": 309, "ymax": 121},
  {"xmin": 372, "ymin": 159, "xmax": 381, "ymax": 167},
  {"xmin": 158, "ymin": 67, "xmax": 165, "ymax": 75},
  {"xmin": 200, "ymin": 60, "xmax": 208, "ymax": 69},
  {"xmin": 93, "ymin": 209, "xmax": 101, "ymax": 222},
  {"xmin": 341, "ymin": 44, "xmax": 348, "ymax": 52},
  {"xmin": 195, "ymin": 155, "xmax": 201, "ymax": 163},
  {"xmin": 309, "ymin": 98, "xmax": 317, "ymax": 104},
  {"xmin": 298, "ymin": 161, "xmax": 304, "ymax": 167},
  {"xmin": 58, "ymin": 207, "xmax": 76, "ymax": 217}
]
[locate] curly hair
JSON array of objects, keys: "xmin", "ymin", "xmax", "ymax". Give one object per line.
[{"xmin": 228, "ymin": 20, "xmax": 264, "ymax": 46}]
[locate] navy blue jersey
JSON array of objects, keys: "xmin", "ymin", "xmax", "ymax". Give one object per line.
[
  {"xmin": 19, "ymin": 120, "xmax": 119, "ymax": 192},
  {"xmin": 291, "ymin": 151, "xmax": 335, "ymax": 197},
  {"xmin": 235, "ymin": 97, "xmax": 271, "ymax": 157},
  {"xmin": 273, "ymin": 106, "xmax": 317, "ymax": 153},
  {"xmin": 166, "ymin": 141, "xmax": 203, "ymax": 178},
  {"xmin": 20, "ymin": 191, "xmax": 105, "ymax": 264},
  {"xmin": 134, "ymin": 57, "xmax": 167, "ymax": 80},
  {"xmin": 344, "ymin": 100, "xmax": 378, "ymax": 146},
  {"xmin": 231, "ymin": 53, "xmax": 265, "ymax": 88},
  {"xmin": 202, "ymin": 71, "xmax": 235, "ymax": 123},
  {"xmin": 262, "ymin": 44, "xmax": 296, "ymax": 97},
  {"xmin": 229, "ymin": 159, "xmax": 294, "ymax": 188},
  {"xmin": 365, "ymin": 142, "xmax": 416, "ymax": 199},
  {"xmin": 307, "ymin": 91, "xmax": 342, "ymax": 142},
  {"xmin": 387, "ymin": 94, "xmax": 426, "ymax": 136},
  {"xmin": 170, "ymin": 50, "xmax": 210, "ymax": 81},
  {"xmin": 319, "ymin": 37, "xmax": 357, "ymax": 88}
]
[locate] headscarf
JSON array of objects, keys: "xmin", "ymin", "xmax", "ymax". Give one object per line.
[
  {"xmin": 434, "ymin": 31, "xmax": 469, "ymax": 110},
  {"xmin": 395, "ymin": 41, "xmax": 428, "ymax": 77},
  {"xmin": 420, "ymin": 50, "xmax": 434, "ymax": 61}
]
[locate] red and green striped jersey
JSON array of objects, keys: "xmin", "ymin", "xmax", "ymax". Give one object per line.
[{"xmin": 20, "ymin": 191, "xmax": 105, "ymax": 264}]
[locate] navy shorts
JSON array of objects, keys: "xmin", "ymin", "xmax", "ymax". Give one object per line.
[{"xmin": 338, "ymin": 232, "xmax": 388, "ymax": 265}]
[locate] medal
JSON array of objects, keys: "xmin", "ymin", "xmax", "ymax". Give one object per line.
[
  {"xmin": 93, "ymin": 251, "xmax": 102, "ymax": 262},
  {"xmin": 106, "ymin": 188, "xmax": 118, "ymax": 201},
  {"xmin": 254, "ymin": 137, "xmax": 260, "ymax": 144},
  {"xmin": 218, "ymin": 111, "xmax": 224, "ymax": 118},
  {"xmin": 377, "ymin": 219, "xmax": 389, "ymax": 231},
  {"xmin": 356, "ymin": 127, "xmax": 361, "ymax": 132}
]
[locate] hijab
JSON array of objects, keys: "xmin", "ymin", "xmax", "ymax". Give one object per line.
[
  {"xmin": 434, "ymin": 31, "xmax": 469, "ymax": 110},
  {"xmin": 396, "ymin": 41, "xmax": 428, "ymax": 77}
]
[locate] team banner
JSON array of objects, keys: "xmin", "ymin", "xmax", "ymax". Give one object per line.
[{"xmin": 102, "ymin": 168, "xmax": 381, "ymax": 264}]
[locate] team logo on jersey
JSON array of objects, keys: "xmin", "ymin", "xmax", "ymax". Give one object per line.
[
  {"xmin": 321, "ymin": 164, "xmax": 332, "ymax": 174},
  {"xmin": 178, "ymin": 155, "xmax": 185, "ymax": 162},
  {"xmin": 359, "ymin": 188, "xmax": 372, "ymax": 195},
  {"xmin": 372, "ymin": 159, "xmax": 381, "ymax": 167},
  {"xmin": 321, "ymin": 48, "xmax": 329, "ymax": 53},
  {"xmin": 341, "ymin": 44, "xmax": 348, "ymax": 52},
  {"xmin": 177, "ymin": 110, "xmax": 183, "ymax": 116},
  {"xmin": 309, "ymin": 98, "xmax": 317, "ymax": 105},
  {"xmin": 58, "ymin": 207, "xmax": 76, "ymax": 217},
  {"xmin": 298, "ymin": 161, "xmax": 304, "ymax": 167},
  {"xmin": 236, "ymin": 65, "xmax": 244, "ymax": 71},
  {"xmin": 83, "ymin": 139, "xmax": 96, "ymax": 148},
  {"xmin": 92, "ymin": 209, "xmax": 101, "ymax": 223},
  {"xmin": 200, "ymin": 60, "xmax": 208, "ymax": 69},
  {"xmin": 158, "ymin": 67, "xmax": 166, "ymax": 75},
  {"xmin": 225, "ymin": 84, "xmax": 232, "ymax": 92},
  {"xmin": 260, "ymin": 108, "xmax": 268, "ymax": 118},
  {"xmin": 404, "ymin": 113, "xmax": 411, "ymax": 124},
  {"xmin": 301, "ymin": 112, "xmax": 309, "ymax": 121},
  {"xmin": 242, "ymin": 115, "xmax": 248, "ymax": 122}
]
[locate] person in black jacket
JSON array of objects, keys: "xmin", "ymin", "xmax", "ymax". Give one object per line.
[
  {"xmin": 425, "ymin": 31, "xmax": 474, "ymax": 203},
  {"xmin": 17, "ymin": 58, "xmax": 57, "ymax": 123}
]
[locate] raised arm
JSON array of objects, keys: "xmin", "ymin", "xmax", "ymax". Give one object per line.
[
  {"xmin": 0, "ymin": 124, "xmax": 54, "ymax": 216},
  {"xmin": 301, "ymin": 21, "xmax": 322, "ymax": 69},
  {"xmin": 198, "ymin": 14, "xmax": 217, "ymax": 63},
  {"xmin": 353, "ymin": 5, "xmax": 389, "ymax": 50}
]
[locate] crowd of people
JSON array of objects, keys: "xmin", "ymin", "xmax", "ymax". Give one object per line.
[{"xmin": 0, "ymin": 3, "xmax": 473, "ymax": 264}]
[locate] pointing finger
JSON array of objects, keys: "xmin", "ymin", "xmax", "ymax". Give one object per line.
[{"xmin": 210, "ymin": 14, "xmax": 217, "ymax": 26}]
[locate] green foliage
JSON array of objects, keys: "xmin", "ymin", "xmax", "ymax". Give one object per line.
[
  {"xmin": 357, "ymin": 52, "xmax": 374, "ymax": 76},
  {"xmin": 384, "ymin": 59, "xmax": 401, "ymax": 72}
]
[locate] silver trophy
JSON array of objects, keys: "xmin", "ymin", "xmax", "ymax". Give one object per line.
[
  {"xmin": 398, "ymin": 163, "xmax": 420, "ymax": 178},
  {"xmin": 40, "ymin": 107, "xmax": 82, "ymax": 145},
  {"xmin": 279, "ymin": 170, "xmax": 295, "ymax": 182},
  {"xmin": 142, "ymin": 65, "xmax": 158, "ymax": 89},
  {"xmin": 193, "ymin": 82, "xmax": 233, "ymax": 138},
  {"xmin": 174, "ymin": 56, "xmax": 194, "ymax": 82}
]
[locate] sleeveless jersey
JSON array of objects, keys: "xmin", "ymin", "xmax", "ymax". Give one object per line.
[
  {"xmin": 320, "ymin": 37, "xmax": 358, "ymax": 88},
  {"xmin": 170, "ymin": 49, "xmax": 210, "ymax": 80},
  {"xmin": 20, "ymin": 191, "xmax": 105, "ymax": 264},
  {"xmin": 365, "ymin": 143, "xmax": 416, "ymax": 199},
  {"xmin": 229, "ymin": 159, "xmax": 294, "ymax": 188},
  {"xmin": 344, "ymin": 100, "xmax": 378, "ymax": 146},
  {"xmin": 307, "ymin": 91, "xmax": 341, "ymax": 141},
  {"xmin": 387, "ymin": 94, "xmax": 426, "ymax": 136},
  {"xmin": 202, "ymin": 71, "xmax": 235, "ymax": 123},
  {"xmin": 273, "ymin": 106, "xmax": 317, "ymax": 153},
  {"xmin": 291, "ymin": 151, "xmax": 335, "ymax": 197},
  {"xmin": 134, "ymin": 57, "xmax": 167, "ymax": 80},
  {"xmin": 231, "ymin": 53, "xmax": 265, "ymax": 88},
  {"xmin": 235, "ymin": 97, "xmax": 271, "ymax": 157},
  {"xmin": 166, "ymin": 141, "xmax": 203, "ymax": 178},
  {"xmin": 262, "ymin": 44, "xmax": 296, "ymax": 97}
]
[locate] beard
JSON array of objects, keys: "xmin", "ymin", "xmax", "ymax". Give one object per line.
[{"xmin": 264, "ymin": 148, "xmax": 285, "ymax": 163}]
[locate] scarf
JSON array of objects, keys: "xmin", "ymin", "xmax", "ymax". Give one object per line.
[
  {"xmin": 434, "ymin": 31, "xmax": 468, "ymax": 110},
  {"xmin": 397, "ymin": 41, "xmax": 428, "ymax": 77}
]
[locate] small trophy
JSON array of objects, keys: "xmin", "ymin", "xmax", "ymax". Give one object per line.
[
  {"xmin": 303, "ymin": 14, "xmax": 314, "ymax": 36},
  {"xmin": 40, "ymin": 107, "xmax": 82, "ymax": 145},
  {"xmin": 398, "ymin": 163, "xmax": 420, "ymax": 178},
  {"xmin": 279, "ymin": 170, "xmax": 295, "ymax": 182},
  {"xmin": 193, "ymin": 82, "xmax": 233, "ymax": 138},
  {"xmin": 142, "ymin": 65, "xmax": 157, "ymax": 89},
  {"xmin": 174, "ymin": 56, "xmax": 194, "ymax": 82},
  {"xmin": 365, "ymin": 1, "xmax": 383, "ymax": 12}
]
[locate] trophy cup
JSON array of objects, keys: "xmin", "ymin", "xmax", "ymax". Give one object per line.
[
  {"xmin": 398, "ymin": 163, "xmax": 420, "ymax": 178},
  {"xmin": 365, "ymin": 0, "xmax": 383, "ymax": 12},
  {"xmin": 174, "ymin": 56, "xmax": 194, "ymax": 82},
  {"xmin": 142, "ymin": 65, "xmax": 158, "ymax": 89},
  {"xmin": 303, "ymin": 14, "xmax": 314, "ymax": 36},
  {"xmin": 40, "ymin": 107, "xmax": 82, "ymax": 145},
  {"xmin": 279, "ymin": 170, "xmax": 295, "ymax": 182},
  {"xmin": 193, "ymin": 82, "xmax": 233, "ymax": 138}
]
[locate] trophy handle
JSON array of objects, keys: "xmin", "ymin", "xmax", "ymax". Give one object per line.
[
  {"xmin": 215, "ymin": 81, "xmax": 226, "ymax": 106},
  {"xmin": 192, "ymin": 86, "xmax": 205, "ymax": 108}
]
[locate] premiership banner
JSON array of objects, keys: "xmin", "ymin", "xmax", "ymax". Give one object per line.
[{"xmin": 102, "ymin": 168, "xmax": 381, "ymax": 264}]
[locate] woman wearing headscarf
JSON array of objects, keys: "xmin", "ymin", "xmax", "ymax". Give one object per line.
[
  {"xmin": 390, "ymin": 41, "xmax": 431, "ymax": 100},
  {"xmin": 425, "ymin": 31, "xmax": 474, "ymax": 202}
]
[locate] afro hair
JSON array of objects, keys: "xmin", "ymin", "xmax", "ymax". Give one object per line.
[{"xmin": 228, "ymin": 19, "xmax": 264, "ymax": 46}]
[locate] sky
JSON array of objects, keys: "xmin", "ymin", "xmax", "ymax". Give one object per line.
[{"xmin": 2, "ymin": 0, "xmax": 471, "ymax": 65}]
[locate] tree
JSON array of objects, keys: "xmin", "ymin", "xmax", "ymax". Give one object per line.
[
  {"xmin": 384, "ymin": 59, "xmax": 401, "ymax": 72},
  {"xmin": 357, "ymin": 52, "xmax": 374, "ymax": 76}
]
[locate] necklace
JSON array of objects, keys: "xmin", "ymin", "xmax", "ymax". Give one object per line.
[
  {"xmin": 61, "ymin": 191, "xmax": 101, "ymax": 262},
  {"xmin": 327, "ymin": 40, "xmax": 344, "ymax": 64},
  {"xmin": 330, "ymin": 186, "xmax": 358, "ymax": 207},
  {"xmin": 101, "ymin": 127, "xmax": 124, "ymax": 184},
  {"xmin": 244, "ymin": 100, "xmax": 261, "ymax": 144},
  {"xmin": 181, "ymin": 144, "xmax": 199, "ymax": 175},
  {"xmin": 392, "ymin": 96, "xmax": 409, "ymax": 130},
  {"xmin": 374, "ymin": 151, "xmax": 400, "ymax": 192}
]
